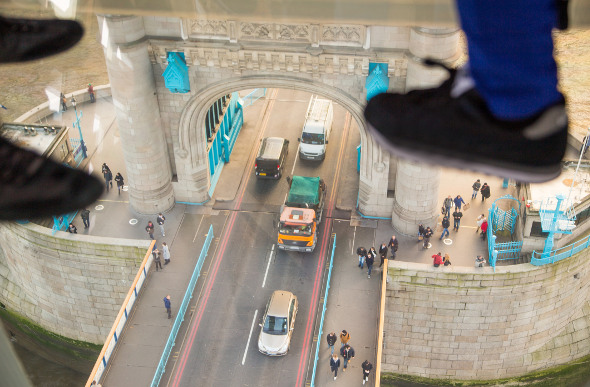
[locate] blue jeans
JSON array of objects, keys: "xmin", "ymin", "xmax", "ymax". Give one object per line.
[
  {"xmin": 444, "ymin": 206, "xmax": 451, "ymax": 217},
  {"xmin": 472, "ymin": 189, "xmax": 478, "ymax": 199},
  {"xmin": 454, "ymin": 219, "xmax": 460, "ymax": 230},
  {"xmin": 329, "ymin": 344, "xmax": 334, "ymax": 355},
  {"xmin": 358, "ymin": 255, "xmax": 364, "ymax": 268},
  {"xmin": 343, "ymin": 357, "xmax": 350, "ymax": 369},
  {"xmin": 367, "ymin": 264, "xmax": 372, "ymax": 276},
  {"xmin": 440, "ymin": 228, "xmax": 449, "ymax": 239}
]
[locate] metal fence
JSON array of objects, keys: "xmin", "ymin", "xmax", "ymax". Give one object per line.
[
  {"xmin": 243, "ymin": 88, "xmax": 267, "ymax": 106},
  {"xmin": 310, "ymin": 234, "xmax": 337, "ymax": 387},
  {"xmin": 151, "ymin": 224, "xmax": 214, "ymax": 386},
  {"xmin": 531, "ymin": 235, "xmax": 590, "ymax": 266}
]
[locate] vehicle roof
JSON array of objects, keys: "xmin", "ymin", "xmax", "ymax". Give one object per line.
[
  {"xmin": 287, "ymin": 176, "xmax": 320, "ymax": 205},
  {"xmin": 257, "ymin": 137, "xmax": 286, "ymax": 160},
  {"xmin": 280, "ymin": 207, "xmax": 315, "ymax": 223},
  {"xmin": 267, "ymin": 290, "xmax": 296, "ymax": 317}
]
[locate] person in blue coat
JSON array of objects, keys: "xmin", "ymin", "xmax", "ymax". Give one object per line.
[{"xmin": 163, "ymin": 295, "xmax": 171, "ymax": 319}]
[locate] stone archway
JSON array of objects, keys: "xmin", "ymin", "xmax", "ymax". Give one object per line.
[{"xmin": 175, "ymin": 74, "xmax": 394, "ymax": 216}]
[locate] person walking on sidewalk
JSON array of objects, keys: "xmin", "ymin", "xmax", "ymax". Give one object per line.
[
  {"xmin": 452, "ymin": 208, "xmax": 463, "ymax": 231},
  {"xmin": 326, "ymin": 332, "xmax": 337, "ymax": 355},
  {"xmin": 87, "ymin": 83, "xmax": 95, "ymax": 103},
  {"xmin": 146, "ymin": 221, "xmax": 155, "ymax": 240},
  {"xmin": 387, "ymin": 235, "xmax": 399, "ymax": 259},
  {"xmin": 443, "ymin": 195, "xmax": 453, "ymax": 217},
  {"xmin": 378, "ymin": 243, "xmax": 388, "ymax": 268},
  {"xmin": 101, "ymin": 163, "xmax": 112, "ymax": 192},
  {"xmin": 480, "ymin": 182, "xmax": 491, "ymax": 202},
  {"xmin": 440, "ymin": 216, "xmax": 450, "ymax": 240},
  {"xmin": 476, "ymin": 214, "xmax": 486, "ymax": 233},
  {"xmin": 366, "ymin": 249, "xmax": 375, "ymax": 279},
  {"xmin": 472, "ymin": 179, "xmax": 481, "ymax": 199},
  {"xmin": 423, "ymin": 227, "xmax": 433, "ymax": 249},
  {"xmin": 361, "ymin": 360, "xmax": 373, "ymax": 385},
  {"xmin": 81, "ymin": 208, "xmax": 90, "ymax": 229},
  {"xmin": 162, "ymin": 242, "xmax": 171, "ymax": 265},
  {"xmin": 114, "ymin": 172, "xmax": 124, "ymax": 195},
  {"xmin": 356, "ymin": 247, "xmax": 367, "ymax": 269},
  {"xmin": 163, "ymin": 295, "xmax": 172, "ymax": 319},
  {"xmin": 157, "ymin": 213, "xmax": 166, "ymax": 237},
  {"xmin": 153, "ymin": 248, "xmax": 163, "ymax": 271},
  {"xmin": 480, "ymin": 218, "xmax": 489, "ymax": 241},
  {"xmin": 330, "ymin": 353, "xmax": 340, "ymax": 380},
  {"xmin": 60, "ymin": 92, "xmax": 67, "ymax": 112},
  {"xmin": 453, "ymin": 195, "xmax": 465, "ymax": 211},
  {"xmin": 340, "ymin": 344, "xmax": 355, "ymax": 372},
  {"xmin": 339, "ymin": 330, "xmax": 350, "ymax": 348}
]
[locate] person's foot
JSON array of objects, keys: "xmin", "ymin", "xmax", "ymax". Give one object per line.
[
  {"xmin": 364, "ymin": 60, "xmax": 568, "ymax": 183},
  {"xmin": 368, "ymin": 274, "xmax": 370, "ymax": 278},
  {"xmin": 0, "ymin": 16, "xmax": 84, "ymax": 63},
  {"xmin": 0, "ymin": 137, "xmax": 104, "ymax": 220},
  {"xmin": 334, "ymin": 376, "xmax": 337, "ymax": 380}
]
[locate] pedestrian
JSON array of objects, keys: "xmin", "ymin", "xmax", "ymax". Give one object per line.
[
  {"xmin": 146, "ymin": 221, "xmax": 155, "ymax": 240},
  {"xmin": 160, "ymin": 242, "xmax": 170, "ymax": 265},
  {"xmin": 87, "ymin": 83, "xmax": 95, "ymax": 103},
  {"xmin": 66, "ymin": 222, "xmax": 77, "ymax": 233},
  {"xmin": 387, "ymin": 235, "xmax": 399, "ymax": 259},
  {"xmin": 326, "ymin": 332, "xmax": 337, "ymax": 355},
  {"xmin": 163, "ymin": 295, "xmax": 171, "ymax": 319},
  {"xmin": 339, "ymin": 329, "xmax": 350, "ymax": 348},
  {"xmin": 378, "ymin": 243, "xmax": 388, "ymax": 267},
  {"xmin": 452, "ymin": 208, "xmax": 463, "ymax": 231},
  {"xmin": 440, "ymin": 216, "xmax": 450, "ymax": 240},
  {"xmin": 423, "ymin": 226, "xmax": 433, "ymax": 249},
  {"xmin": 443, "ymin": 253, "xmax": 452, "ymax": 266},
  {"xmin": 340, "ymin": 344, "xmax": 355, "ymax": 372},
  {"xmin": 475, "ymin": 255, "xmax": 486, "ymax": 267},
  {"xmin": 418, "ymin": 224, "xmax": 425, "ymax": 240},
  {"xmin": 480, "ymin": 218, "xmax": 489, "ymax": 240},
  {"xmin": 330, "ymin": 353, "xmax": 340, "ymax": 380},
  {"xmin": 153, "ymin": 248, "xmax": 163, "ymax": 271},
  {"xmin": 442, "ymin": 195, "xmax": 453, "ymax": 217},
  {"xmin": 101, "ymin": 163, "xmax": 112, "ymax": 192},
  {"xmin": 81, "ymin": 208, "xmax": 90, "ymax": 229},
  {"xmin": 476, "ymin": 214, "xmax": 486, "ymax": 233},
  {"xmin": 356, "ymin": 246, "xmax": 367, "ymax": 269},
  {"xmin": 472, "ymin": 179, "xmax": 481, "ymax": 199},
  {"xmin": 361, "ymin": 360, "xmax": 373, "ymax": 385},
  {"xmin": 366, "ymin": 248, "xmax": 375, "ymax": 278},
  {"xmin": 432, "ymin": 252, "xmax": 443, "ymax": 267},
  {"xmin": 114, "ymin": 172, "xmax": 124, "ymax": 195},
  {"xmin": 60, "ymin": 92, "xmax": 67, "ymax": 112},
  {"xmin": 364, "ymin": 1, "xmax": 568, "ymax": 184},
  {"xmin": 453, "ymin": 195, "xmax": 465, "ymax": 211},
  {"xmin": 480, "ymin": 182, "xmax": 491, "ymax": 202},
  {"xmin": 157, "ymin": 213, "xmax": 166, "ymax": 237}
]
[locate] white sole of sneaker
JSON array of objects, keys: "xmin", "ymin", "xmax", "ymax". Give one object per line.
[{"xmin": 366, "ymin": 123, "xmax": 562, "ymax": 184}]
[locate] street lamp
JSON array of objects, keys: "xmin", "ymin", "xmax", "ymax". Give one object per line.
[{"xmin": 70, "ymin": 95, "xmax": 87, "ymax": 159}]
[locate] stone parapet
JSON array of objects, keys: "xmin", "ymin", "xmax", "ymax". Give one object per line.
[
  {"xmin": 383, "ymin": 252, "xmax": 590, "ymax": 379},
  {"xmin": 0, "ymin": 222, "xmax": 151, "ymax": 344}
]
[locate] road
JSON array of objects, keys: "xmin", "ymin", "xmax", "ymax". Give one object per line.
[{"xmin": 160, "ymin": 89, "xmax": 360, "ymax": 386}]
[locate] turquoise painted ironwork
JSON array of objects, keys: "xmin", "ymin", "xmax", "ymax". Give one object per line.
[
  {"xmin": 539, "ymin": 195, "xmax": 576, "ymax": 259},
  {"xmin": 163, "ymin": 52, "xmax": 190, "ymax": 93},
  {"xmin": 243, "ymin": 88, "xmax": 267, "ymax": 106},
  {"xmin": 490, "ymin": 195, "xmax": 520, "ymax": 234},
  {"xmin": 531, "ymin": 235, "xmax": 590, "ymax": 265},
  {"xmin": 151, "ymin": 224, "xmax": 214, "ymax": 387},
  {"xmin": 69, "ymin": 138, "xmax": 85, "ymax": 167},
  {"xmin": 487, "ymin": 195, "xmax": 523, "ymax": 269},
  {"xmin": 356, "ymin": 144, "xmax": 361, "ymax": 173},
  {"xmin": 310, "ymin": 234, "xmax": 337, "ymax": 387},
  {"xmin": 365, "ymin": 63, "xmax": 389, "ymax": 101},
  {"xmin": 52, "ymin": 211, "xmax": 77, "ymax": 234}
]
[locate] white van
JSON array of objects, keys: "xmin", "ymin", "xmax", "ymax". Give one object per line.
[{"xmin": 298, "ymin": 96, "xmax": 333, "ymax": 161}]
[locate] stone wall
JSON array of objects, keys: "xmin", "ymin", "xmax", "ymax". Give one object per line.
[
  {"xmin": 0, "ymin": 222, "xmax": 151, "ymax": 344},
  {"xmin": 383, "ymin": 253, "xmax": 590, "ymax": 380}
]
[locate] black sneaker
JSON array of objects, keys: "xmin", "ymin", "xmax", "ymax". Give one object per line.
[
  {"xmin": 364, "ymin": 63, "xmax": 568, "ymax": 183},
  {"xmin": 0, "ymin": 137, "xmax": 104, "ymax": 220},
  {"xmin": 0, "ymin": 15, "xmax": 83, "ymax": 63}
]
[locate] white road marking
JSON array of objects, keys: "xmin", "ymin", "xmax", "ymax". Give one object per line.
[
  {"xmin": 242, "ymin": 309, "xmax": 258, "ymax": 365},
  {"xmin": 262, "ymin": 245, "xmax": 275, "ymax": 288}
]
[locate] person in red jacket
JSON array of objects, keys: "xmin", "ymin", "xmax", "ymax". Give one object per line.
[
  {"xmin": 480, "ymin": 219, "xmax": 489, "ymax": 241},
  {"xmin": 432, "ymin": 252, "xmax": 443, "ymax": 267}
]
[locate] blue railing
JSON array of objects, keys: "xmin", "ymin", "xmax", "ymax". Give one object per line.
[
  {"xmin": 243, "ymin": 88, "xmax": 267, "ymax": 106},
  {"xmin": 310, "ymin": 234, "xmax": 337, "ymax": 387},
  {"xmin": 531, "ymin": 235, "xmax": 590, "ymax": 266},
  {"xmin": 151, "ymin": 225, "xmax": 214, "ymax": 387}
]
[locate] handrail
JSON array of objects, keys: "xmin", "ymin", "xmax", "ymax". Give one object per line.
[
  {"xmin": 531, "ymin": 234, "xmax": 590, "ymax": 266},
  {"xmin": 151, "ymin": 224, "xmax": 214, "ymax": 386},
  {"xmin": 310, "ymin": 234, "xmax": 337, "ymax": 387},
  {"xmin": 375, "ymin": 258, "xmax": 388, "ymax": 387},
  {"xmin": 86, "ymin": 240, "xmax": 156, "ymax": 387}
]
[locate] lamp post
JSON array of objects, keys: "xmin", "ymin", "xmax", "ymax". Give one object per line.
[{"xmin": 70, "ymin": 96, "xmax": 87, "ymax": 159}]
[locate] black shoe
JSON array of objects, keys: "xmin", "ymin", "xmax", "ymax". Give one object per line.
[
  {"xmin": 0, "ymin": 137, "xmax": 104, "ymax": 220},
  {"xmin": 0, "ymin": 16, "xmax": 84, "ymax": 63},
  {"xmin": 364, "ymin": 61, "xmax": 568, "ymax": 183}
]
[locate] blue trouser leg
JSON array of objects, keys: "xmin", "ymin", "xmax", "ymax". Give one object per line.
[
  {"xmin": 368, "ymin": 265, "xmax": 372, "ymax": 276},
  {"xmin": 456, "ymin": 0, "xmax": 561, "ymax": 119}
]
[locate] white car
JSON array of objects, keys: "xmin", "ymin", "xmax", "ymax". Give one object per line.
[{"xmin": 258, "ymin": 290, "xmax": 298, "ymax": 356}]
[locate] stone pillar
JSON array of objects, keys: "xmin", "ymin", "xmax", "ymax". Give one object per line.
[
  {"xmin": 391, "ymin": 27, "xmax": 460, "ymax": 234},
  {"xmin": 98, "ymin": 15, "xmax": 174, "ymax": 214}
]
